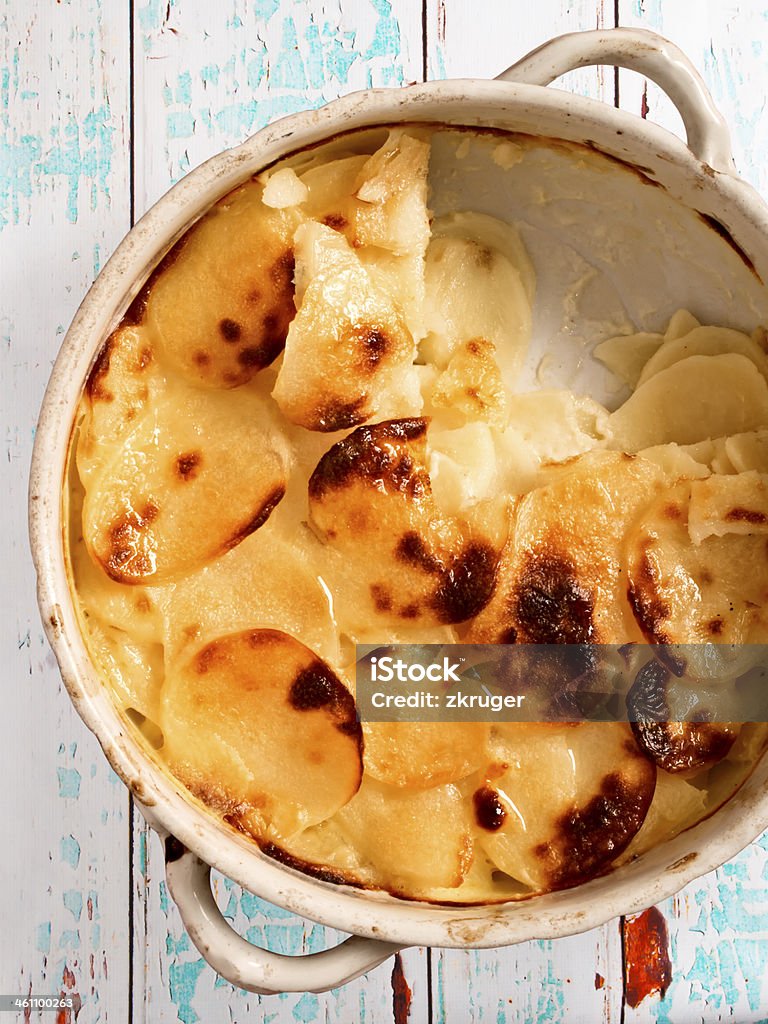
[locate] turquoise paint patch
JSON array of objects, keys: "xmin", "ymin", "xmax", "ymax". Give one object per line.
[
  {"xmin": 364, "ymin": 0, "xmax": 401, "ymax": 61},
  {"xmin": 201, "ymin": 64, "xmax": 220, "ymax": 86},
  {"xmin": 19, "ymin": 90, "xmax": 38, "ymax": 100},
  {"xmin": 35, "ymin": 922, "xmax": 51, "ymax": 954},
  {"xmin": 253, "ymin": 0, "xmax": 280, "ymax": 22},
  {"xmin": 247, "ymin": 48, "xmax": 267, "ymax": 91},
  {"xmin": 168, "ymin": 958, "xmax": 206, "ymax": 1024},
  {"xmin": 175, "ymin": 71, "xmax": 192, "ymax": 105},
  {"xmin": 138, "ymin": 0, "xmax": 166, "ymax": 33},
  {"xmin": 270, "ymin": 17, "xmax": 308, "ymax": 91},
  {"xmin": 63, "ymin": 890, "xmax": 83, "ymax": 921},
  {"xmin": 264, "ymin": 922, "xmax": 302, "ymax": 956},
  {"xmin": 240, "ymin": 889, "xmax": 292, "ymax": 921},
  {"xmin": 321, "ymin": 25, "xmax": 358, "ymax": 85},
  {"xmin": 60, "ymin": 835, "xmax": 80, "ymax": 869},
  {"xmin": 0, "ymin": 134, "xmax": 42, "ymax": 228},
  {"xmin": 59, "ymin": 929, "xmax": 80, "ymax": 950},
  {"xmin": 41, "ymin": 106, "xmax": 114, "ymax": 224},
  {"xmin": 139, "ymin": 830, "xmax": 147, "ymax": 878},
  {"xmin": 303, "ymin": 21, "xmax": 325, "ymax": 90},
  {"xmin": 292, "ymin": 992, "xmax": 319, "ymax": 1022},
  {"xmin": 167, "ymin": 111, "xmax": 194, "ymax": 139},
  {"xmin": 107, "ymin": 767, "xmax": 120, "ymax": 786},
  {"xmin": 159, "ymin": 880, "xmax": 170, "ymax": 914},
  {"xmin": 57, "ymin": 767, "xmax": 81, "ymax": 799}
]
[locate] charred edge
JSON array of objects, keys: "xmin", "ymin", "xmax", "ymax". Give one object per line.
[
  {"xmin": 164, "ymin": 835, "xmax": 186, "ymax": 863},
  {"xmin": 698, "ymin": 213, "xmax": 761, "ymax": 282},
  {"xmin": 123, "ymin": 230, "xmax": 192, "ymax": 325},
  {"xmin": 289, "ymin": 659, "xmax": 363, "ymax": 744},
  {"xmin": 308, "ymin": 418, "xmax": 429, "ymax": 498},
  {"xmin": 543, "ymin": 771, "xmax": 655, "ymax": 890},
  {"xmin": 310, "ymin": 396, "xmax": 369, "ymax": 433},
  {"xmin": 85, "ymin": 337, "xmax": 115, "ymax": 401},
  {"xmin": 725, "ymin": 506, "xmax": 767, "ymax": 524},
  {"xmin": 258, "ymin": 840, "xmax": 363, "ymax": 888},
  {"xmin": 627, "ymin": 551, "xmax": 671, "ymax": 646},
  {"xmin": 632, "ymin": 720, "xmax": 738, "ymax": 774},
  {"xmin": 222, "ymin": 484, "xmax": 286, "ymax": 552}
]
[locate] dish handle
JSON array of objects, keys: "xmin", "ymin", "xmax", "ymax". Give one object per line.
[
  {"xmin": 496, "ymin": 27, "xmax": 735, "ymax": 173},
  {"xmin": 164, "ymin": 838, "xmax": 401, "ymax": 995}
]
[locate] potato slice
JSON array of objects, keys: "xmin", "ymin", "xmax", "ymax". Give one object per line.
[
  {"xmin": 161, "ymin": 629, "xmax": 363, "ymax": 837},
  {"xmin": 272, "ymin": 224, "xmax": 417, "ymax": 431},
  {"xmin": 143, "ymin": 181, "xmax": 301, "ymax": 388},
  {"xmin": 83, "ymin": 387, "xmax": 289, "ymax": 583},
  {"xmin": 335, "ymin": 777, "xmax": 473, "ymax": 890},
  {"xmin": 609, "ymin": 354, "xmax": 768, "ymax": 450},
  {"xmin": 362, "ymin": 721, "xmax": 490, "ymax": 789},
  {"xmin": 160, "ymin": 521, "xmax": 338, "ymax": 666},
  {"xmin": 638, "ymin": 325, "xmax": 768, "ymax": 386},
  {"xmin": 477, "ymin": 723, "xmax": 655, "ymax": 890},
  {"xmin": 688, "ymin": 471, "xmax": 768, "ymax": 544},
  {"xmin": 77, "ymin": 324, "xmax": 165, "ymax": 484},
  {"xmin": 725, "ymin": 429, "xmax": 768, "ymax": 473},
  {"xmin": 421, "ymin": 213, "xmax": 532, "ymax": 380},
  {"xmin": 620, "ymin": 769, "xmax": 708, "ymax": 859},
  {"xmin": 665, "ymin": 309, "xmax": 701, "ymax": 340},
  {"xmin": 593, "ymin": 331, "xmax": 664, "ymax": 389},
  {"xmin": 86, "ymin": 618, "xmax": 164, "ymax": 723},
  {"xmin": 467, "ymin": 451, "xmax": 668, "ymax": 644},
  {"xmin": 308, "ymin": 418, "xmax": 507, "ymax": 628},
  {"xmin": 626, "ymin": 482, "xmax": 768, "ymax": 644}
]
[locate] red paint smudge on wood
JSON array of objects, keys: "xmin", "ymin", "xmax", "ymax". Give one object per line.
[
  {"xmin": 640, "ymin": 82, "xmax": 650, "ymax": 119},
  {"xmin": 391, "ymin": 952, "xmax": 412, "ymax": 1023},
  {"xmin": 623, "ymin": 907, "xmax": 672, "ymax": 1007},
  {"xmin": 56, "ymin": 964, "xmax": 83, "ymax": 1024},
  {"xmin": 86, "ymin": 897, "xmax": 93, "ymax": 922},
  {"xmin": 437, "ymin": 0, "xmax": 446, "ymax": 45},
  {"xmin": 595, "ymin": 972, "xmax": 605, "ymax": 989}
]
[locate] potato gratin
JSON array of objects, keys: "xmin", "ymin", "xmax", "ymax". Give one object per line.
[{"xmin": 67, "ymin": 129, "xmax": 768, "ymax": 902}]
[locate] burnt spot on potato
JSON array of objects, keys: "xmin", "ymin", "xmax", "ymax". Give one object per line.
[
  {"xmin": 627, "ymin": 545, "xmax": 672, "ymax": 645},
  {"xmin": 542, "ymin": 771, "xmax": 654, "ymax": 889},
  {"xmin": 222, "ymin": 484, "xmax": 286, "ymax": 554},
  {"xmin": 431, "ymin": 542, "xmax": 500, "ymax": 624},
  {"xmin": 370, "ymin": 583, "xmax": 393, "ymax": 612},
  {"xmin": 473, "ymin": 786, "xmax": 507, "ymax": 831},
  {"xmin": 726, "ymin": 506, "xmax": 767, "ymax": 524},
  {"xmin": 311, "ymin": 396, "xmax": 369, "ymax": 433},
  {"xmin": 309, "ymin": 419, "xmax": 429, "ymax": 500},
  {"xmin": 512, "ymin": 547, "xmax": 596, "ymax": 644},
  {"xmin": 85, "ymin": 338, "xmax": 115, "ymax": 402},
  {"xmin": 101, "ymin": 502, "xmax": 159, "ymax": 583},
  {"xmin": 175, "ymin": 451, "xmax": 202, "ymax": 481},
  {"xmin": 219, "ymin": 318, "xmax": 242, "ymax": 343},
  {"xmin": 346, "ymin": 324, "xmax": 391, "ymax": 371},
  {"xmin": 627, "ymin": 658, "xmax": 740, "ymax": 773},
  {"xmin": 322, "ymin": 212, "xmax": 349, "ymax": 231}
]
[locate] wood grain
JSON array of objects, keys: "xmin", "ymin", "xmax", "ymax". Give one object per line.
[{"xmin": 0, "ymin": 2, "xmax": 132, "ymax": 1021}]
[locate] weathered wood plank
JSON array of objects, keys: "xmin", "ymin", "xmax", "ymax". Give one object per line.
[
  {"xmin": 616, "ymin": 5, "xmax": 768, "ymax": 1020},
  {"xmin": 130, "ymin": 2, "xmax": 428, "ymax": 1020},
  {"xmin": 1, "ymin": 1, "xmax": 132, "ymax": 1020}
]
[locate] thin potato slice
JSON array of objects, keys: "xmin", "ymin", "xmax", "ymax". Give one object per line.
[
  {"xmin": 272, "ymin": 224, "xmax": 417, "ymax": 431},
  {"xmin": 421, "ymin": 213, "xmax": 533, "ymax": 380},
  {"xmin": 626, "ymin": 482, "xmax": 768, "ymax": 644},
  {"xmin": 161, "ymin": 629, "xmax": 363, "ymax": 837},
  {"xmin": 362, "ymin": 721, "xmax": 490, "ymax": 789},
  {"xmin": 688, "ymin": 471, "xmax": 768, "ymax": 544},
  {"xmin": 308, "ymin": 418, "xmax": 507, "ymax": 628},
  {"xmin": 620, "ymin": 770, "xmax": 708, "ymax": 860},
  {"xmin": 430, "ymin": 337, "xmax": 508, "ymax": 427},
  {"xmin": 638, "ymin": 325, "xmax": 768, "ymax": 386},
  {"xmin": 335, "ymin": 777, "xmax": 473, "ymax": 890},
  {"xmin": 593, "ymin": 331, "xmax": 664, "ymax": 389},
  {"xmin": 143, "ymin": 181, "xmax": 301, "ymax": 388},
  {"xmin": 83, "ymin": 388, "xmax": 290, "ymax": 584},
  {"xmin": 77, "ymin": 325, "xmax": 165, "ymax": 484},
  {"xmin": 609, "ymin": 354, "xmax": 768, "ymax": 450},
  {"xmin": 477, "ymin": 723, "xmax": 655, "ymax": 890},
  {"xmin": 467, "ymin": 451, "xmax": 669, "ymax": 645},
  {"xmin": 725, "ymin": 429, "xmax": 768, "ymax": 472}
]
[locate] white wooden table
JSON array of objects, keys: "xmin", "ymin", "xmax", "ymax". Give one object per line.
[{"xmin": 4, "ymin": 2, "xmax": 768, "ymax": 1020}]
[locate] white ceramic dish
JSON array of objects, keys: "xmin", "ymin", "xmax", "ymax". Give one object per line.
[{"xmin": 29, "ymin": 28, "xmax": 768, "ymax": 994}]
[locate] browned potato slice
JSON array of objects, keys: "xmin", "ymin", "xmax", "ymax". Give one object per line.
[
  {"xmin": 477, "ymin": 723, "xmax": 656, "ymax": 890},
  {"xmin": 609, "ymin": 354, "xmax": 768, "ymax": 450},
  {"xmin": 431, "ymin": 338, "xmax": 508, "ymax": 427},
  {"xmin": 272, "ymin": 224, "xmax": 417, "ymax": 431},
  {"xmin": 83, "ymin": 388, "xmax": 290, "ymax": 584},
  {"xmin": 308, "ymin": 418, "xmax": 507, "ymax": 628},
  {"xmin": 142, "ymin": 181, "xmax": 302, "ymax": 388},
  {"xmin": 467, "ymin": 451, "xmax": 669, "ymax": 644},
  {"xmin": 335, "ymin": 777, "xmax": 473, "ymax": 890},
  {"xmin": 626, "ymin": 482, "xmax": 768, "ymax": 644},
  {"xmin": 626, "ymin": 658, "xmax": 740, "ymax": 774},
  {"xmin": 77, "ymin": 325, "xmax": 165, "ymax": 484},
  {"xmin": 362, "ymin": 721, "xmax": 490, "ymax": 789},
  {"xmin": 161, "ymin": 629, "xmax": 363, "ymax": 836},
  {"xmin": 688, "ymin": 471, "xmax": 768, "ymax": 544}
]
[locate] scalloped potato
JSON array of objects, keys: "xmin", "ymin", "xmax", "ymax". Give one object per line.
[{"xmin": 67, "ymin": 128, "xmax": 768, "ymax": 904}]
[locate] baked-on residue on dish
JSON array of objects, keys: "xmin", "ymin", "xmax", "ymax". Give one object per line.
[{"xmin": 67, "ymin": 128, "xmax": 768, "ymax": 902}]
